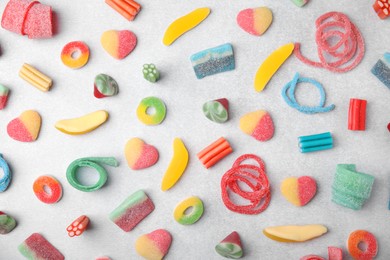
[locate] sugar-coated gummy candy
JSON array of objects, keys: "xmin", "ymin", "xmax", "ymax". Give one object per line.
[
  {"xmin": 96, "ymin": 257, "xmax": 111, "ymax": 260},
  {"xmin": 215, "ymin": 231, "xmax": 243, "ymax": 259},
  {"xmin": 190, "ymin": 43, "xmax": 235, "ymax": 79},
  {"xmin": 239, "ymin": 110, "xmax": 274, "ymax": 142},
  {"xmin": 7, "ymin": 110, "xmax": 41, "ymax": 142},
  {"xmin": 33, "ymin": 175, "xmax": 63, "ymax": 204},
  {"xmin": 371, "ymin": 52, "xmax": 390, "ymax": 89},
  {"xmin": 19, "ymin": 63, "xmax": 52, "ymax": 92},
  {"xmin": 161, "ymin": 138, "xmax": 189, "ymax": 191},
  {"xmin": 328, "ymin": 247, "xmax": 343, "ymax": 260},
  {"xmin": 135, "ymin": 229, "xmax": 172, "ymax": 260},
  {"xmin": 282, "ymin": 73, "xmax": 335, "ymax": 114},
  {"xmin": 0, "ymin": 154, "xmax": 12, "ymax": 192},
  {"xmin": 101, "ymin": 30, "xmax": 137, "ymax": 60},
  {"xmin": 109, "ymin": 190, "xmax": 155, "ymax": 232},
  {"xmin": 0, "ymin": 211, "xmax": 16, "ymax": 234},
  {"xmin": 280, "ymin": 176, "xmax": 317, "ymax": 207},
  {"xmin": 332, "ymin": 164, "xmax": 374, "ymax": 210},
  {"xmin": 173, "ymin": 196, "xmax": 204, "ymax": 225},
  {"xmin": 263, "ymin": 225, "xmax": 328, "ymax": 242},
  {"xmin": 236, "ymin": 7, "xmax": 273, "ymax": 36},
  {"xmin": 202, "ymin": 98, "xmax": 229, "ymax": 123},
  {"xmin": 1, "ymin": 0, "xmax": 53, "ymax": 39},
  {"xmin": 55, "ymin": 110, "xmax": 109, "ymax": 135},
  {"xmin": 347, "ymin": 230, "xmax": 378, "ymax": 259},
  {"xmin": 94, "ymin": 74, "xmax": 119, "ymax": 98},
  {"xmin": 124, "ymin": 138, "xmax": 159, "ymax": 170},
  {"xmin": 105, "ymin": 0, "xmax": 141, "ymax": 21},
  {"xmin": 294, "ymin": 12, "xmax": 365, "ymax": 73},
  {"xmin": 61, "ymin": 41, "xmax": 90, "ymax": 69},
  {"xmin": 221, "ymin": 154, "xmax": 271, "ymax": 215},
  {"xmin": 0, "ymin": 84, "xmax": 10, "ymax": 110},
  {"xmin": 143, "ymin": 64, "xmax": 160, "ymax": 83},
  {"xmin": 67, "ymin": 215, "xmax": 89, "ymax": 237},
  {"xmin": 18, "ymin": 233, "xmax": 64, "ymax": 260},
  {"xmin": 254, "ymin": 43, "xmax": 294, "ymax": 92},
  {"xmin": 162, "ymin": 7, "xmax": 211, "ymax": 46}
]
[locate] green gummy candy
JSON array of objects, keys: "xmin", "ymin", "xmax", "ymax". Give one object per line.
[
  {"xmin": 333, "ymin": 165, "xmax": 374, "ymax": 199},
  {"xmin": 215, "ymin": 243, "xmax": 243, "ymax": 259},
  {"xmin": 143, "ymin": 64, "xmax": 160, "ymax": 83},
  {"xmin": 0, "ymin": 213, "xmax": 16, "ymax": 234},
  {"xmin": 332, "ymin": 187, "xmax": 364, "ymax": 210}
]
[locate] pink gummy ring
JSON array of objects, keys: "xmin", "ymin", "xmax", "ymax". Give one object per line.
[
  {"xmin": 294, "ymin": 12, "xmax": 365, "ymax": 73},
  {"xmin": 33, "ymin": 175, "xmax": 63, "ymax": 204},
  {"xmin": 220, "ymin": 154, "xmax": 271, "ymax": 215}
]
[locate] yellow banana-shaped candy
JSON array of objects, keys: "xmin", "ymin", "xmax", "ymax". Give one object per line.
[{"xmin": 55, "ymin": 110, "xmax": 109, "ymax": 135}]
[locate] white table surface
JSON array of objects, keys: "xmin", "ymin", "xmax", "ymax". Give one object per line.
[{"xmin": 0, "ymin": 0, "xmax": 390, "ymax": 259}]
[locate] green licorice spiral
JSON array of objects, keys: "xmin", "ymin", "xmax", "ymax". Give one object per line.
[{"xmin": 203, "ymin": 100, "xmax": 228, "ymax": 123}]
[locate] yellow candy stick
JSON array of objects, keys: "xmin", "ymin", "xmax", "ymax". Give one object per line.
[
  {"xmin": 161, "ymin": 138, "xmax": 189, "ymax": 191},
  {"xmin": 254, "ymin": 43, "xmax": 295, "ymax": 92},
  {"xmin": 163, "ymin": 7, "xmax": 211, "ymax": 46},
  {"xmin": 55, "ymin": 110, "xmax": 109, "ymax": 135},
  {"xmin": 263, "ymin": 225, "xmax": 328, "ymax": 242}
]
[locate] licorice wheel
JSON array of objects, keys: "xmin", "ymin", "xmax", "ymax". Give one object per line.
[{"xmin": 221, "ymin": 154, "xmax": 271, "ymax": 215}]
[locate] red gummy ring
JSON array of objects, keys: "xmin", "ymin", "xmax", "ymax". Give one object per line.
[
  {"xmin": 221, "ymin": 154, "xmax": 271, "ymax": 215},
  {"xmin": 347, "ymin": 230, "xmax": 378, "ymax": 259},
  {"xmin": 294, "ymin": 12, "xmax": 365, "ymax": 73},
  {"xmin": 61, "ymin": 41, "xmax": 90, "ymax": 69},
  {"xmin": 33, "ymin": 175, "xmax": 63, "ymax": 204}
]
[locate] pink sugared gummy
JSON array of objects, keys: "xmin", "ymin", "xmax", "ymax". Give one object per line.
[
  {"xmin": 117, "ymin": 30, "xmax": 137, "ymax": 59},
  {"xmin": 133, "ymin": 144, "xmax": 159, "ymax": 170},
  {"xmin": 328, "ymin": 247, "xmax": 343, "ymax": 260},
  {"xmin": 0, "ymin": 95, "xmax": 9, "ymax": 110},
  {"xmin": 146, "ymin": 229, "xmax": 172, "ymax": 255},
  {"xmin": 1, "ymin": 0, "xmax": 38, "ymax": 34},
  {"xmin": 237, "ymin": 9, "xmax": 256, "ymax": 35},
  {"xmin": 24, "ymin": 3, "xmax": 52, "ymax": 38},
  {"xmin": 7, "ymin": 118, "xmax": 33, "ymax": 142},
  {"xmin": 19, "ymin": 233, "xmax": 64, "ymax": 260},
  {"xmin": 298, "ymin": 176, "xmax": 317, "ymax": 206},
  {"xmin": 251, "ymin": 112, "xmax": 274, "ymax": 141}
]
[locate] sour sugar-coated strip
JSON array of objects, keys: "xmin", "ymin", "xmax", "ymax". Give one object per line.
[{"xmin": 294, "ymin": 12, "xmax": 365, "ymax": 73}]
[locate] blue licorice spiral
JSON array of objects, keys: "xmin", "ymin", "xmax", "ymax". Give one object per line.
[{"xmin": 282, "ymin": 73, "xmax": 335, "ymax": 114}]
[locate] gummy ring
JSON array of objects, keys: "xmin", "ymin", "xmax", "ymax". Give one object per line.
[
  {"xmin": 61, "ymin": 41, "xmax": 90, "ymax": 69},
  {"xmin": 0, "ymin": 154, "xmax": 11, "ymax": 192},
  {"xmin": 221, "ymin": 154, "xmax": 271, "ymax": 215},
  {"xmin": 136, "ymin": 96, "xmax": 167, "ymax": 125},
  {"xmin": 66, "ymin": 157, "xmax": 118, "ymax": 192},
  {"xmin": 174, "ymin": 196, "xmax": 204, "ymax": 225},
  {"xmin": 347, "ymin": 230, "xmax": 378, "ymax": 259},
  {"xmin": 33, "ymin": 175, "xmax": 63, "ymax": 204}
]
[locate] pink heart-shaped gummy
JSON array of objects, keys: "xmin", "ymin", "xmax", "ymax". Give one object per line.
[
  {"xmin": 125, "ymin": 138, "xmax": 159, "ymax": 170},
  {"xmin": 101, "ymin": 30, "xmax": 137, "ymax": 60}
]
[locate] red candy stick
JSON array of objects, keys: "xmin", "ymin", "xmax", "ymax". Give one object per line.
[
  {"xmin": 197, "ymin": 137, "xmax": 233, "ymax": 169},
  {"xmin": 373, "ymin": 0, "xmax": 390, "ymax": 19},
  {"xmin": 221, "ymin": 154, "xmax": 271, "ymax": 215},
  {"xmin": 348, "ymin": 99, "xmax": 367, "ymax": 131},
  {"xmin": 67, "ymin": 215, "xmax": 89, "ymax": 237},
  {"xmin": 294, "ymin": 12, "xmax": 365, "ymax": 73}
]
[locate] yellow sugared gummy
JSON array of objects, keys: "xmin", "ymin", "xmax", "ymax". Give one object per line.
[
  {"xmin": 135, "ymin": 236, "xmax": 164, "ymax": 260},
  {"xmin": 163, "ymin": 8, "xmax": 211, "ymax": 46},
  {"xmin": 280, "ymin": 177, "xmax": 300, "ymax": 206},
  {"xmin": 161, "ymin": 138, "xmax": 189, "ymax": 191},
  {"xmin": 254, "ymin": 43, "xmax": 295, "ymax": 92},
  {"xmin": 239, "ymin": 110, "xmax": 267, "ymax": 135}
]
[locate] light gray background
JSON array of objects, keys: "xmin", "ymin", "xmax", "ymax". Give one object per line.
[{"xmin": 0, "ymin": 0, "xmax": 389, "ymax": 259}]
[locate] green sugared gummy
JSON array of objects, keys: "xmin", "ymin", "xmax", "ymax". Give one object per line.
[
  {"xmin": 143, "ymin": 64, "xmax": 160, "ymax": 83},
  {"xmin": 332, "ymin": 187, "xmax": 364, "ymax": 210},
  {"xmin": 109, "ymin": 190, "xmax": 148, "ymax": 221},
  {"xmin": 215, "ymin": 242, "xmax": 243, "ymax": 259},
  {"xmin": 333, "ymin": 164, "xmax": 374, "ymax": 199}
]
